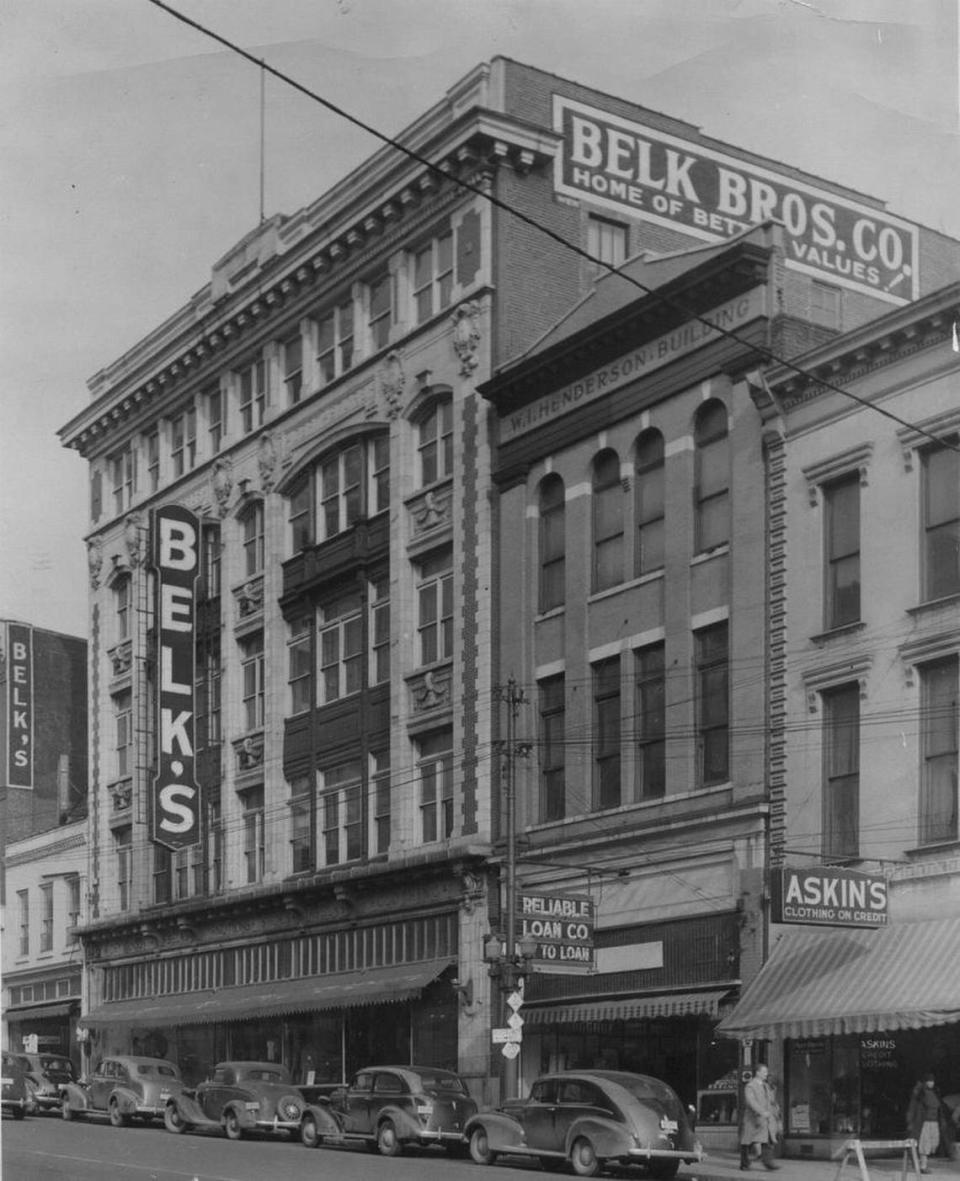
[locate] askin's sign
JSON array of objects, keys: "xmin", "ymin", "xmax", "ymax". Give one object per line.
[
  {"xmin": 772, "ymin": 867, "xmax": 888, "ymax": 929},
  {"xmin": 151, "ymin": 505, "xmax": 201, "ymax": 851},
  {"xmin": 554, "ymin": 97, "xmax": 919, "ymax": 306},
  {"xmin": 5, "ymin": 623, "xmax": 34, "ymax": 788},
  {"xmin": 518, "ymin": 891, "xmax": 596, "ymax": 971},
  {"xmin": 501, "ymin": 285, "xmax": 766, "ymax": 442}
]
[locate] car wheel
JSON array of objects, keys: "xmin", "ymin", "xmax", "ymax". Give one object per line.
[
  {"xmin": 469, "ymin": 1125, "xmax": 497, "ymax": 1165},
  {"xmin": 377, "ymin": 1118, "xmax": 403, "ymax": 1157},
  {"xmin": 164, "ymin": 1104, "xmax": 187, "ymax": 1134},
  {"xmin": 301, "ymin": 1113, "xmax": 323, "ymax": 1149},
  {"xmin": 108, "ymin": 1099, "xmax": 128, "ymax": 1128},
  {"xmin": 570, "ymin": 1136, "xmax": 600, "ymax": 1177},
  {"xmin": 224, "ymin": 1109, "xmax": 244, "ymax": 1140},
  {"xmin": 648, "ymin": 1161, "xmax": 680, "ymax": 1180}
]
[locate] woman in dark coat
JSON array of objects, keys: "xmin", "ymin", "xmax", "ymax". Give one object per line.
[{"xmin": 906, "ymin": 1073, "xmax": 945, "ymax": 1173}]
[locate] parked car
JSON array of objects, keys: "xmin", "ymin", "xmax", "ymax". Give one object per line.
[
  {"xmin": 163, "ymin": 1061, "xmax": 305, "ymax": 1140},
  {"xmin": 2, "ymin": 1051, "xmax": 32, "ymax": 1120},
  {"xmin": 463, "ymin": 1070, "xmax": 704, "ymax": 1178},
  {"xmin": 61, "ymin": 1055, "xmax": 183, "ymax": 1125},
  {"xmin": 16, "ymin": 1052, "xmax": 76, "ymax": 1113},
  {"xmin": 300, "ymin": 1065, "xmax": 477, "ymax": 1156}
]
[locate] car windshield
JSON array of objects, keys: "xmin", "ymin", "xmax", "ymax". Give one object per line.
[
  {"xmin": 415, "ymin": 1071, "xmax": 468, "ymax": 1094},
  {"xmin": 137, "ymin": 1063, "xmax": 178, "ymax": 1078}
]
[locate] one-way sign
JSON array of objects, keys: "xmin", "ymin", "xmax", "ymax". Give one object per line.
[{"xmin": 492, "ymin": 1027, "xmax": 522, "ymax": 1044}]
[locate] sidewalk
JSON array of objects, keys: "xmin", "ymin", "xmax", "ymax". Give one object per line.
[{"xmin": 681, "ymin": 1147, "xmax": 960, "ymax": 1181}]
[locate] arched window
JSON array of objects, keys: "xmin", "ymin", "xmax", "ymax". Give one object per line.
[
  {"xmin": 285, "ymin": 433, "xmax": 389, "ymax": 553},
  {"xmin": 635, "ymin": 430, "xmax": 665, "ymax": 575},
  {"xmin": 592, "ymin": 449, "xmax": 623, "ymax": 591},
  {"xmin": 539, "ymin": 474, "xmax": 565, "ymax": 612},
  {"xmin": 694, "ymin": 401, "xmax": 729, "ymax": 553}
]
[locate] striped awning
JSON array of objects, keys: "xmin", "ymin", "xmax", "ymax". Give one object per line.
[
  {"xmin": 525, "ymin": 989, "xmax": 731, "ymax": 1026},
  {"xmin": 4, "ymin": 1001, "xmax": 77, "ymax": 1021},
  {"xmin": 81, "ymin": 958, "xmax": 453, "ymax": 1029},
  {"xmin": 717, "ymin": 917, "xmax": 960, "ymax": 1041}
]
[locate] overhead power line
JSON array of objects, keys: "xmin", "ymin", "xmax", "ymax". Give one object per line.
[{"xmin": 145, "ymin": 0, "xmax": 959, "ymax": 455}]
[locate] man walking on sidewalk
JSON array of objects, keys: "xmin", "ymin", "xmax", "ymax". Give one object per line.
[{"xmin": 741, "ymin": 1063, "xmax": 781, "ymax": 1171}]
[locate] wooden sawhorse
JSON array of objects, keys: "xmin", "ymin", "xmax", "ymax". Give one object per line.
[{"xmin": 832, "ymin": 1139, "xmax": 921, "ymax": 1181}]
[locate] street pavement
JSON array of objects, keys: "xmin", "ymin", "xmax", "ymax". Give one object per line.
[{"xmin": 682, "ymin": 1147, "xmax": 960, "ymax": 1181}]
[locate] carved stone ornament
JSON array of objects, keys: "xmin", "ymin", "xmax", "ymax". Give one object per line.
[
  {"xmin": 451, "ymin": 301, "xmax": 482, "ymax": 377},
  {"xmin": 124, "ymin": 512, "xmax": 146, "ymax": 567},
  {"xmin": 258, "ymin": 432, "xmax": 278, "ymax": 492},
  {"xmin": 87, "ymin": 538, "xmax": 104, "ymax": 588},
  {"xmin": 212, "ymin": 458, "xmax": 233, "ymax": 517},
  {"xmin": 380, "ymin": 351, "xmax": 406, "ymax": 419}
]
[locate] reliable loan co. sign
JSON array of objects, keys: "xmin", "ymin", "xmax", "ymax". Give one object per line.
[
  {"xmin": 554, "ymin": 96, "xmax": 919, "ymax": 306},
  {"xmin": 772, "ymin": 867, "xmax": 888, "ymax": 929}
]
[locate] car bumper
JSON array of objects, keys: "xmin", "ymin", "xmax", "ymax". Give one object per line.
[
  {"xmin": 134, "ymin": 1105, "xmax": 166, "ymax": 1119},
  {"xmin": 418, "ymin": 1128, "xmax": 467, "ymax": 1142},
  {"xmin": 2, "ymin": 1099, "xmax": 29, "ymax": 1114},
  {"xmin": 254, "ymin": 1117, "xmax": 302, "ymax": 1134},
  {"xmin": 627, "ymin": 1148, "xmax": 706, "ymax": 1162}
]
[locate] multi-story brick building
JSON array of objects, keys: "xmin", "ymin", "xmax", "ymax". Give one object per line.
[{"xmin": 57, "ymin": 58, "xmax": 960, "ymax": 1102}]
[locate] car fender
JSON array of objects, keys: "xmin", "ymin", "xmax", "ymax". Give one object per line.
[
  {"xmin": 302, "ymin": 1102, "xmax": 342, "ymax": 1137},
  {"xmin": 61, "ymin": 1082, "xmax": 91, "ymax": 1113},
  {"xmin": 464, "ymin": 1111, "xmax": 527, "ymax": 1153},
  {"xmin": 223, "ymin": 1099, "xmax": 257, "ymax": 1130},
  {"xmin": 564, "ymin": 1114, "xmax": 633, "ymax": 1160},
  {"xmin": 167, "ymin": 1091, "xmax": 211, "ymax": 1127},
  {"xmin": 111, "ymin": 1086, "xmax": 142, "ymax": 1116},
  {"xmin": 375, "ymin": 1103, "xmax": 423, "ymax": 1140}
]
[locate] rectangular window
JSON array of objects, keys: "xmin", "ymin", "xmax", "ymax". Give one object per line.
[
  {"xmin": 171, "ymin": 404, "xmax": 196, "ymax": 478},
  {"xmin": 39, "ymin": 883, "xmax": 53, "ymax": 953},
  {"xmin": 539, "ymin": 675, "xmax": 565, "ymax": 822},
  {"xmin": 289, "ymin": 776, "xmax": 313, "ymax": 873},
  {"xmin": 636, "ymin": 643, "xmax": 666, "ymax": 798},
  {"xmin": 242, "ymin": 503, "xmax": 264, "ymax": 577},
  {"xmin": 319, "ymin": 592, "xmax": 363, "ymax": 704},
  {"xmin": 201, "ymin": 524, "xmax": 221, "ymax": 600},
  {"xmin": 208, "ymin": 387, "xmax": 225, "ymax": 454},
  {"xmin": 321, "ymin": 761, "xmax": 363, "ymax": 866},
  {"xmin": 242, "ymin": 787, "xmax": 265, "ymax": 884},
  {"xmin": 321, "ymin": 444, "xmax": 362, "ymax": 538},
  {"xmin": 371, "ymin": 434, "xmax": 390, "ymax": 514},
  {"xmin": 283, "ymin": 333, "xmax": 304, "ymax": 404},
  {"xmin": 418, "ymin": 729, "xmax": 454, "ymax": 843},
  {"xmin": 696, "ymin": 622, "xmax": 729, "ymax": 786},
  {"xmin": 240, "ymin": 633, "xmax": 265, "ymax": 731},
  {"xmin": 153, "ymin": 846, "xmax": 171, "ymax": 905},
  {"xmin": 919, "ymin": 657, "xmax": 958, "ymax": 845},
  {"xmin": 289, "ymin": 479, "xmax": 313, "ymax": 553},
  {"xmin": 239, "ymin": 358, "xmax": 267, "ymax": 433},
  {"xmin": 207, "ymin": 800, "xmax": 223, "ymax": 894},
  {"xmin": 822, "ymin": 683, "xmax": 860, "ymax": 858},
  {"xmin": 418, "ymin": 401, "xmax": 453, "ymax": 486},
  {"xmin": 116, "ymin": 578, "xmax": 131, "ymax": 642},
  {"xmin": 587, "ymin": 214, "xmax": 628, "ymax": 272},
  {"xmin": 370, "ymin": 575, "xmax": 390, "ymax": 685},
  {"xmin": 146, "ymin": 429, "xmax": 160, "ymax": 492},
  {"xmin": 17, "ymin": 890, "xmax": 29, "ymax": 956},
  {"xmin": 372, "ymin": 751, "xmax": 390, "ymax": 855},
  {"xmin": 288, "ymin": 616, "xmax": 313, "ymax": 714},
  {"xmin": 196, "ymin": 641, "xmax": 221, "ymax": 747},
  {"xmin": 417, "ymin": 551, "xmax": 453, "ymax": 665},
  {"xmin": 316, "ymin": 298, "xmax": 355, "ymax": 384},
  {"xmin": 67, "ymin": 876, "xmax": 81, "ymax": 939},
  {"xmin": 115, "ymin": 690, "xmax": 133, "ymax": 778},
  {"xmin": 594, "ymin": 658, "xmax": 621, "ymax": 810},
  {"xmin": 413, "ymin": 230, "xmax": 454, "ymax": 324},
  {"xmin": 115, "ymin": 828, "xmax": 132, "ymax": 912},
  {"xmin": 368, "ymin": 272, "xmax": 392, "ymax": 351},
  {"xmin": 922, "ymin": 443, "xmax": 960, "ymax": 601},
  {"xmin": 824, "ymin": 474, "xmax": 861, "ymax": 628},
  {"xmin": 112, "ymin": 445, "xmax": 136, "ymax": 514}
]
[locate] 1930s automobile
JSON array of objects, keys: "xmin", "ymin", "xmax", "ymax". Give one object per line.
[
  {"xmin": 14, "ymin": 1051, "xmax": 76, "ymax": 1113},
  {"xmin": 2, "ymin": 1051, "xmax": 32, "ymax": 1120},
  {"xmin": 163, "ymin": 1061, "xmax": 305, "ymax": 1140},
  {"xmin": 463, "ymin": 1070, "xmax": 704, "ymax": 1177},
  {"xmin": 61, "ymin": 1055, "xmax": 182, "ymax": 1126},
  {"xmin": 300, "ymin": 1065, "xmax": 477, "ymax": 1156}
]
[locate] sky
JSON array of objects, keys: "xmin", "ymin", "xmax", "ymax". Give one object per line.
[{"xmin": 1, "ymin": 0, "xmax": 958, "ymax": 638}]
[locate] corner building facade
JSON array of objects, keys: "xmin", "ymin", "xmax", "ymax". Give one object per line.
[{"xmin": 59, "ymin": 59, "xmax": 960, "ymax": 1103}]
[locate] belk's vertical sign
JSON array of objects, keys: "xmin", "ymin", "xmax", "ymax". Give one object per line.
[
  {"xmin": 6, "ymin": 623, "xmax": 34, "ymax": 787},
  {"xmin": 151, "ymin": 505, "xmax": 201, "ymax": 850}
]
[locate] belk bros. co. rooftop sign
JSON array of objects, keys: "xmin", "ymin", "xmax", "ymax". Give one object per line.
[{"xmin": 554, "ymin": 97, "xmax": 918, "ymax": 305}]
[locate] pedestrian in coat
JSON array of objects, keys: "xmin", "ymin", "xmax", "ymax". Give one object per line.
[
  {"xmin": 907, "ymin": 1073, "xmax": 946, "ymax": 1173},
  {"xmin": 740, "ymin": 1064, "xmax": 780, "ymax": 1171}
]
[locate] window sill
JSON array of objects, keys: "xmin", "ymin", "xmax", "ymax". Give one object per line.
[
  {"xmin": 904, "ymin": 838, "xmax": 960, "ymax": 860},
  {"xmin": 810, "ymin": 621, "xmax": 866, "ymax": 644},
  {"xmin": 906, "ymin": 592, "xmax": 960, "ymax": 617},
  {"xmin": 587, "ymin": 570, "xmax": 663, "ymax": 604},
  {"xmin": 690, "ymin": 545, "xmax": 730, "ymax": 567},
  {"xmin": 535, "ymin": 605, "xmax": 565, "ymax": 622}
]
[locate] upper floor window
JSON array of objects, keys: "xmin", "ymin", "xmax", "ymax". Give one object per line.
[
  {"xmin": 696, "ymin": 621, "xmax": 729, "ymax": 787},
  {"xmin": 207, "ymin": 800, "xmax": 224, "ymax": 895},
  {"xmin": 824, "ymin": 473, "xmax": 860, "ymax": 629},
  {"xmin": 318, "ymin": 436, "xmax": 389, "ymax": 542},
  {"xmin": 112, "ymin": 445, "xmax": 137, "ymax": 515},
  {"xmin": 287, "ymin": 616, "xmax": 313, "ymax": 715},
  {"xmin": 240, "ymin": 633, "xmax": 265, "ymax": 732},
  {"xmin": 200, "ymin": 524, "xmax": 221, "ymax": 600},
  {"xmin": 316, "ymin": 298, "xmax": 354, "ymax": 385},
  {"xmin": 319, "ymin": 591, "xmax": 363, "ymax": 705},
  {"xmin": 593, "ymin": 449, "xmax": 623, "ymax": 592},
  {"xmin": 195, "ymin": 639, "xmax": 221, "ymax": 748},
  {"xmin": 417, "ymin": 550, "xmax": 453, "ymax": 665},
  {"xmin": 115, "ymin": 576, "xmax": 132, "ymax": 642},
  {"xmin": 370, "ymin": 575, "xmax": 390, "ymax": 685},
  {"xmin": 170, "ymin": 403, "xmax": 196, "ymax": 478},
  {"xmin": 635, "ymin": 430, "xmax": 665, "ymax": 576},
  {"xmin": 919, "ymin": 656, "xmax": 958, "ymax": 846},
  {"xmin": 921, "ymin": 441, "xmax": 960, "ymax": 601},
  {"xmin": 321, "ymin": 760, "xmax": 364, "ymax": 866},
  {"xmin": 694, "ymin": 401, "xmax": 729, "ymax": 553},
  {"xmin": 146, "ymin": 429, "xmax": 160, "ymax": 492},
  {"xmin": 115, "ymin": 827, "xmax": 132, "ymax": 911},
  {"xmin": 17, "ymin": 889, "xmax": 29, "ymax": 956},
  {"xmin": 418, "ymin": 399, "xmax": 453, "ymax": 487},
  {"xmin": 367, "ymin": 271, "xmax": 393, "ymax": 352},
  {"xmin": 587, "ymin": 214, "xmax": 628, "ymax": 273},
  {"xmin": 593, "ymin": 657, "xmax": 621, "ymax": 810},
  {"xmin": 241, "ymin": 786, "xmax": 265, "ymax": 884},
  {"xmin": 39, "ymin": 883, "xmax": 53, "ymax": 952},
  {"xmin": 241, "ymin": 501, "xmax": 265, "ymax": 577},
  {"xmin": 413, "ymin": 230, "xmax": 453, "ymax": 324},
  {"xmin": 418, "ymin": 729, "xmax": 454, "ymax": 843},
  {"xmin": 822, "ymin": 682, "xmax": 860, "ymax": 859},
  {"xmin": 539, "ymin": 675, "xmax": 565, "ymax": 822},
  {"xmin": 636, "ymin": 643, "xmax": 666, "ymax": 799},
  {"xmin": 283, "ymin": 333, "xmax": 304, "ymax": 405},
  {"xmin": 114, "ymin": 690, "xmax": 133, "ymax": 778},
  {"xmin": 208, "ymin": 387, "xmax": 225, "ymax": 454},
  {"xmin": 289, "ymin": 478, "xmax": 313, "ymax": 553},
  {"xmin": 66, "ymin": 876, "xmax": 81, "ymax": 938},
  {"xmin": 372, "ymin": 750, "xmax": 391, "ymax": 855},
  {"xmin": 539, "ymin": 475, "xmax": 565, "ymax": 612},
  {"xmin": 289, "ymin": 776, "xmax": 313, "ymax": 873},
  {"xmin": 238, "ymin": 358, "xmax": 267, "ymax": 434}
]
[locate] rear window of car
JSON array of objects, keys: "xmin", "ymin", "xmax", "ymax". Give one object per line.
[
  {"xmin": 618, "ymin": 1076, "xmax": 681, "ymax": 1109},
  {"xmin": 40, "ymin": 1057, "xmax": 73, "ymax": 1074},
  {"xmin": 244, "ymin": 1069, "xmax": 286, "ymax": 1083},
  {"xmin": 137, "ymin": 1064, "xmax": 178, "ymax": 1078},
  {"xmin": 414, "ymin": 1071, "xmax": 468, "ymax": 1095}
]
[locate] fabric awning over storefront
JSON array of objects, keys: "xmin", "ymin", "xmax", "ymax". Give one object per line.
[
  {"xmin": 81, "ymin": 958, "xmax": 453, "ymax": 1029},
  {"xmin": 525, "ymin": 989, "xmax": 731, "ymax": 1026},
  {"xmin": 5, "ymin": 1001, "xmax": 77, "ymax": 1021},
  {"xmin": 717, "ymin": 917, "xmax": 960, "ymax": 1041}
]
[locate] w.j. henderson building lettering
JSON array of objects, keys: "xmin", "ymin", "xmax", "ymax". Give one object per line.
[{"xmin": 500, "ymin": 287, "xmax": 765, "ymax": 442}]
